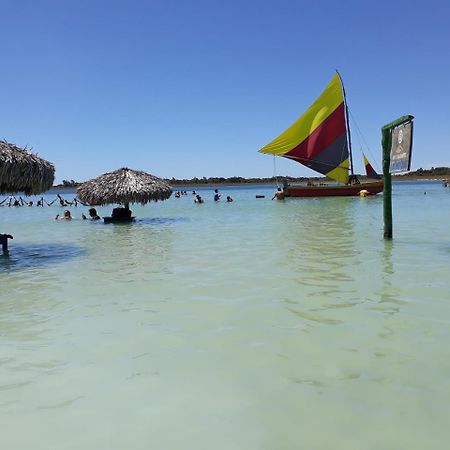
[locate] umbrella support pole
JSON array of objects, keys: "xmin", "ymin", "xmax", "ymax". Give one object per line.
[{"xmin": 0, "ymin": 233, "xmax": 13, "ymax": 255}]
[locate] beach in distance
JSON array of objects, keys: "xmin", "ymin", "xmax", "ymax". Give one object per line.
[
  {"xmin": 51, "ymin": 170, "xmax": 450, "ymax": 190},
  {"xmin": 1, "ymin": 180, "xmax": 450, "ymax": 450}
]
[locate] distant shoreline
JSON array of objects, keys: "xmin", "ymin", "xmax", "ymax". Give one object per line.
[
  {"xmin": 392, "ymin": 175, "xmax": 449, "ymax": 181},
  {"xmin": 51, "ymin": 175, "xmax": 449, "ymax": 190}
]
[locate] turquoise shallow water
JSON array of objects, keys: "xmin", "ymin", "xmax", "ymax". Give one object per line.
[{"xmin": 1, "ymin": 181, "xmax": 450, "ymax": 449}]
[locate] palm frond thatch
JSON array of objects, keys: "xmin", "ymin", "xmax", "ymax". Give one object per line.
[
  {"xmin": 77, "ymin": 167, "xmax": 172, "ymax": 206},
  {"xmin": 0, "ymin": 140, "xmax": 55, "ymax": 195}
]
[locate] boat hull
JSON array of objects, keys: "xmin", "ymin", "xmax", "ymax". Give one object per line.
[{"xmin": 284, "ymin": 180, "xmax": 383, "ymax": 198}]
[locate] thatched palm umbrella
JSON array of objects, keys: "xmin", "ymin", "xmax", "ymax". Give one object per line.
[
  {"xmin": 0, "ymin": 140, "xmax": 55, "ymax": 195},
  {"xmin": 0, "ymin": 139, "xmax": 55, "ymax": 253},
  {"xmin": 77, "ymin": 167, "xmax": 172, "ymax": 222}
]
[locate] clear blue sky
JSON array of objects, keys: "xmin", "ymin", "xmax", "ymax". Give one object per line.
[{"xmin": 1, "ymin": 0, "xmax": 449, "ymax": 183}]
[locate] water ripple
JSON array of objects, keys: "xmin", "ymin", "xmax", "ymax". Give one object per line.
[{"xmin": 0, "ymin": 244, "xmax": 85, "ymax": 272}]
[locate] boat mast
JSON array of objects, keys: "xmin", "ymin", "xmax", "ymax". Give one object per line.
[{"xmin": 336, "ymin": 70, "xmax": 354, "ymax": 176}]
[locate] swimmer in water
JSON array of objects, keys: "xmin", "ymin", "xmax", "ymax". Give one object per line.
[{"xmin": 55, "ymin": 210, "xmax": 72, "ymax": 220}]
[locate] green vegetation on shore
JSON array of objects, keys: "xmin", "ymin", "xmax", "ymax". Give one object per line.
[
  {"xmin": 53, "ymin": 167, "xmax": 450, "ymax": 189},
  {"xmin": 404, "ymin": 167, "xmax": 450, "ymax": 177}
]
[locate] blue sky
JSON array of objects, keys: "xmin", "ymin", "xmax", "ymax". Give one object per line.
[{"xmin": 1, "ymin": 0, "xmax": 449, "ymax": 183}]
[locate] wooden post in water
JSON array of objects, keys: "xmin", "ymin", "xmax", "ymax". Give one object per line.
[
  {"xmin": 381, "ymin": 115, "xmax": 414, "ymax": 240},
  {"xmin": 382, "ymin": 126, "xmax": 393, "ymax": 239}
]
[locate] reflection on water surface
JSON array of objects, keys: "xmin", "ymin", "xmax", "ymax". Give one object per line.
[{"xmin": 0, "ymin": 244, "xmax": 85, "ymax": 271}]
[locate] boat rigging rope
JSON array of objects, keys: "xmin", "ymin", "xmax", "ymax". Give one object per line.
[
  {"xmin": 348, "ymin": 109, "xmax": 382, "ymax": 172},
  {"xmin": 273, "ymin": 155, "xmax": 280, "ymax": 188}
]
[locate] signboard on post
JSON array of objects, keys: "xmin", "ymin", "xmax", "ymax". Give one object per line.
[
  {"xmin": 389, "ymin": 121, "xmax": 413, "ymax": 173},
  {"xmin": 382, "ymin": 114, "xmax": 414, "ymax": 239}
]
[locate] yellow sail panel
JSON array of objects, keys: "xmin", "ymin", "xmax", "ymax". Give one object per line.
[
  {"xmin": 326, "ymin": 158, "xmax": 350, "ymax": 184},
  {"xmin": 259, "ymin": 74, "xmax": 344, "ymax": 156}
]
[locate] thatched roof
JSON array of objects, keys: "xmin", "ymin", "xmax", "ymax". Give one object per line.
[
  {"xmin": 77, "ymin": 167, "xmax": 172, "ymax": 206},
  {"xmin": 0, "ymin": 140, "xmax": 55, "ymax": 195}
]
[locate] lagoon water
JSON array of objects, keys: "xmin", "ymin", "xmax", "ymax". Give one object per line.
[{"xmin": 1, "ymin": 181, "xmax": 450, "ymax": 449}]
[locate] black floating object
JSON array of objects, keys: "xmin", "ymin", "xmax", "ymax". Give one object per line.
[{"xmin": 256, "ymin": 195, "xmax": 265, "ymax": 198}]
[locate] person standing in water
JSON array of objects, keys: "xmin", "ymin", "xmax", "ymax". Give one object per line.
[{"xmin": 272, "ymin": 188, "xmax": 285, "ymax": 200}]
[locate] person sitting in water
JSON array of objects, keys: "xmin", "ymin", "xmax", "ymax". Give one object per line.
[
  {"xmin": 82, "ymin": 208, "xmax": 101, "ymax": 220},
  {"xmin": 55, "ymin": 210, "xmax": 72, "ymax": 220},
  {"xmin": 226, "ymin": 196, "xmax": 233, "ymax": 202},
  {"xmin": 57, "ymin": 194, "xmax": 68, "ymax": 207},
  {"xmin": 272, "ymin": 188, "xmax": 284, "ymax": 200},
  {"xmin": 89, "ymin": 208, "xmax": 100, "ymax": 220},
  {"xmin": 348, "ymin": 174, "xmax": 360, "ymax": 185},
  {"xmin": 194, "ymin": 194, "xmax": 204, "ymax": 204}
]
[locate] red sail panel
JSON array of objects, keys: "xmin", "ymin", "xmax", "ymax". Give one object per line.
[
  {"xmin": 364, "ymin": 154, "xmax": 381, "ymax": 179},
  {"xmin": 285, "ymin": 102, "xmax": 346, "ymax": 160},
  {"xmin": 259, "ymin": 73, "xmax": 350, "ymax": 183},
  {"xmin": 285, "ymin": 102, "xmax": 349, "ymax": 182}
]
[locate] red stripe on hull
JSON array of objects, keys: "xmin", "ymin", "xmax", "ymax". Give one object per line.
[
  {"xmin": 286, "ymin": 102, "xmax": 346, "ymax": 160},
  {"xmin": 285, "ymin": 181, "xmax": 384, "ymax": 198}
]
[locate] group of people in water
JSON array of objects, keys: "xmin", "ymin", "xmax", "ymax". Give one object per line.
[
  {"xmin": 3, "ymin": 189, "xmax": 237, "ymax": 222},
  {"xmin": 0, "ymin": 193, "xmax": 99, "ymax": 221},
  {"xmin": 174, "ymin": 189, "xmax": 233, "ymax": 204},
  {"xmin": 0, "ymin": 193, "xmax": 83, "ymax": 208},
  {"xmin": 1, "ymin": 193, "xmax": 99, "ymax": 221},
  {"xmin": 55, "ymin": 208, "xmax": 101, "ymax": 221}
]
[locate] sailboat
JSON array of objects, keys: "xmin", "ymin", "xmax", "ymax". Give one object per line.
[{"xmin": 259, "ymin": 72, "xmax": 383, "ymax": 197}]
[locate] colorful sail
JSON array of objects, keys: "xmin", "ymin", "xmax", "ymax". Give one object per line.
[
  {"xmin": 259, "ymin": 73, "xmax": 350, "ymax": 184},
  {"xmin": 363, "ymin": 154, "xmax": 381, "ymax": 179}
]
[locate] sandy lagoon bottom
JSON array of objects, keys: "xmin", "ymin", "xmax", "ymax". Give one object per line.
[{"xmin": 1, "ymin": 181, "xmax": 450, "ymax": 450}]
